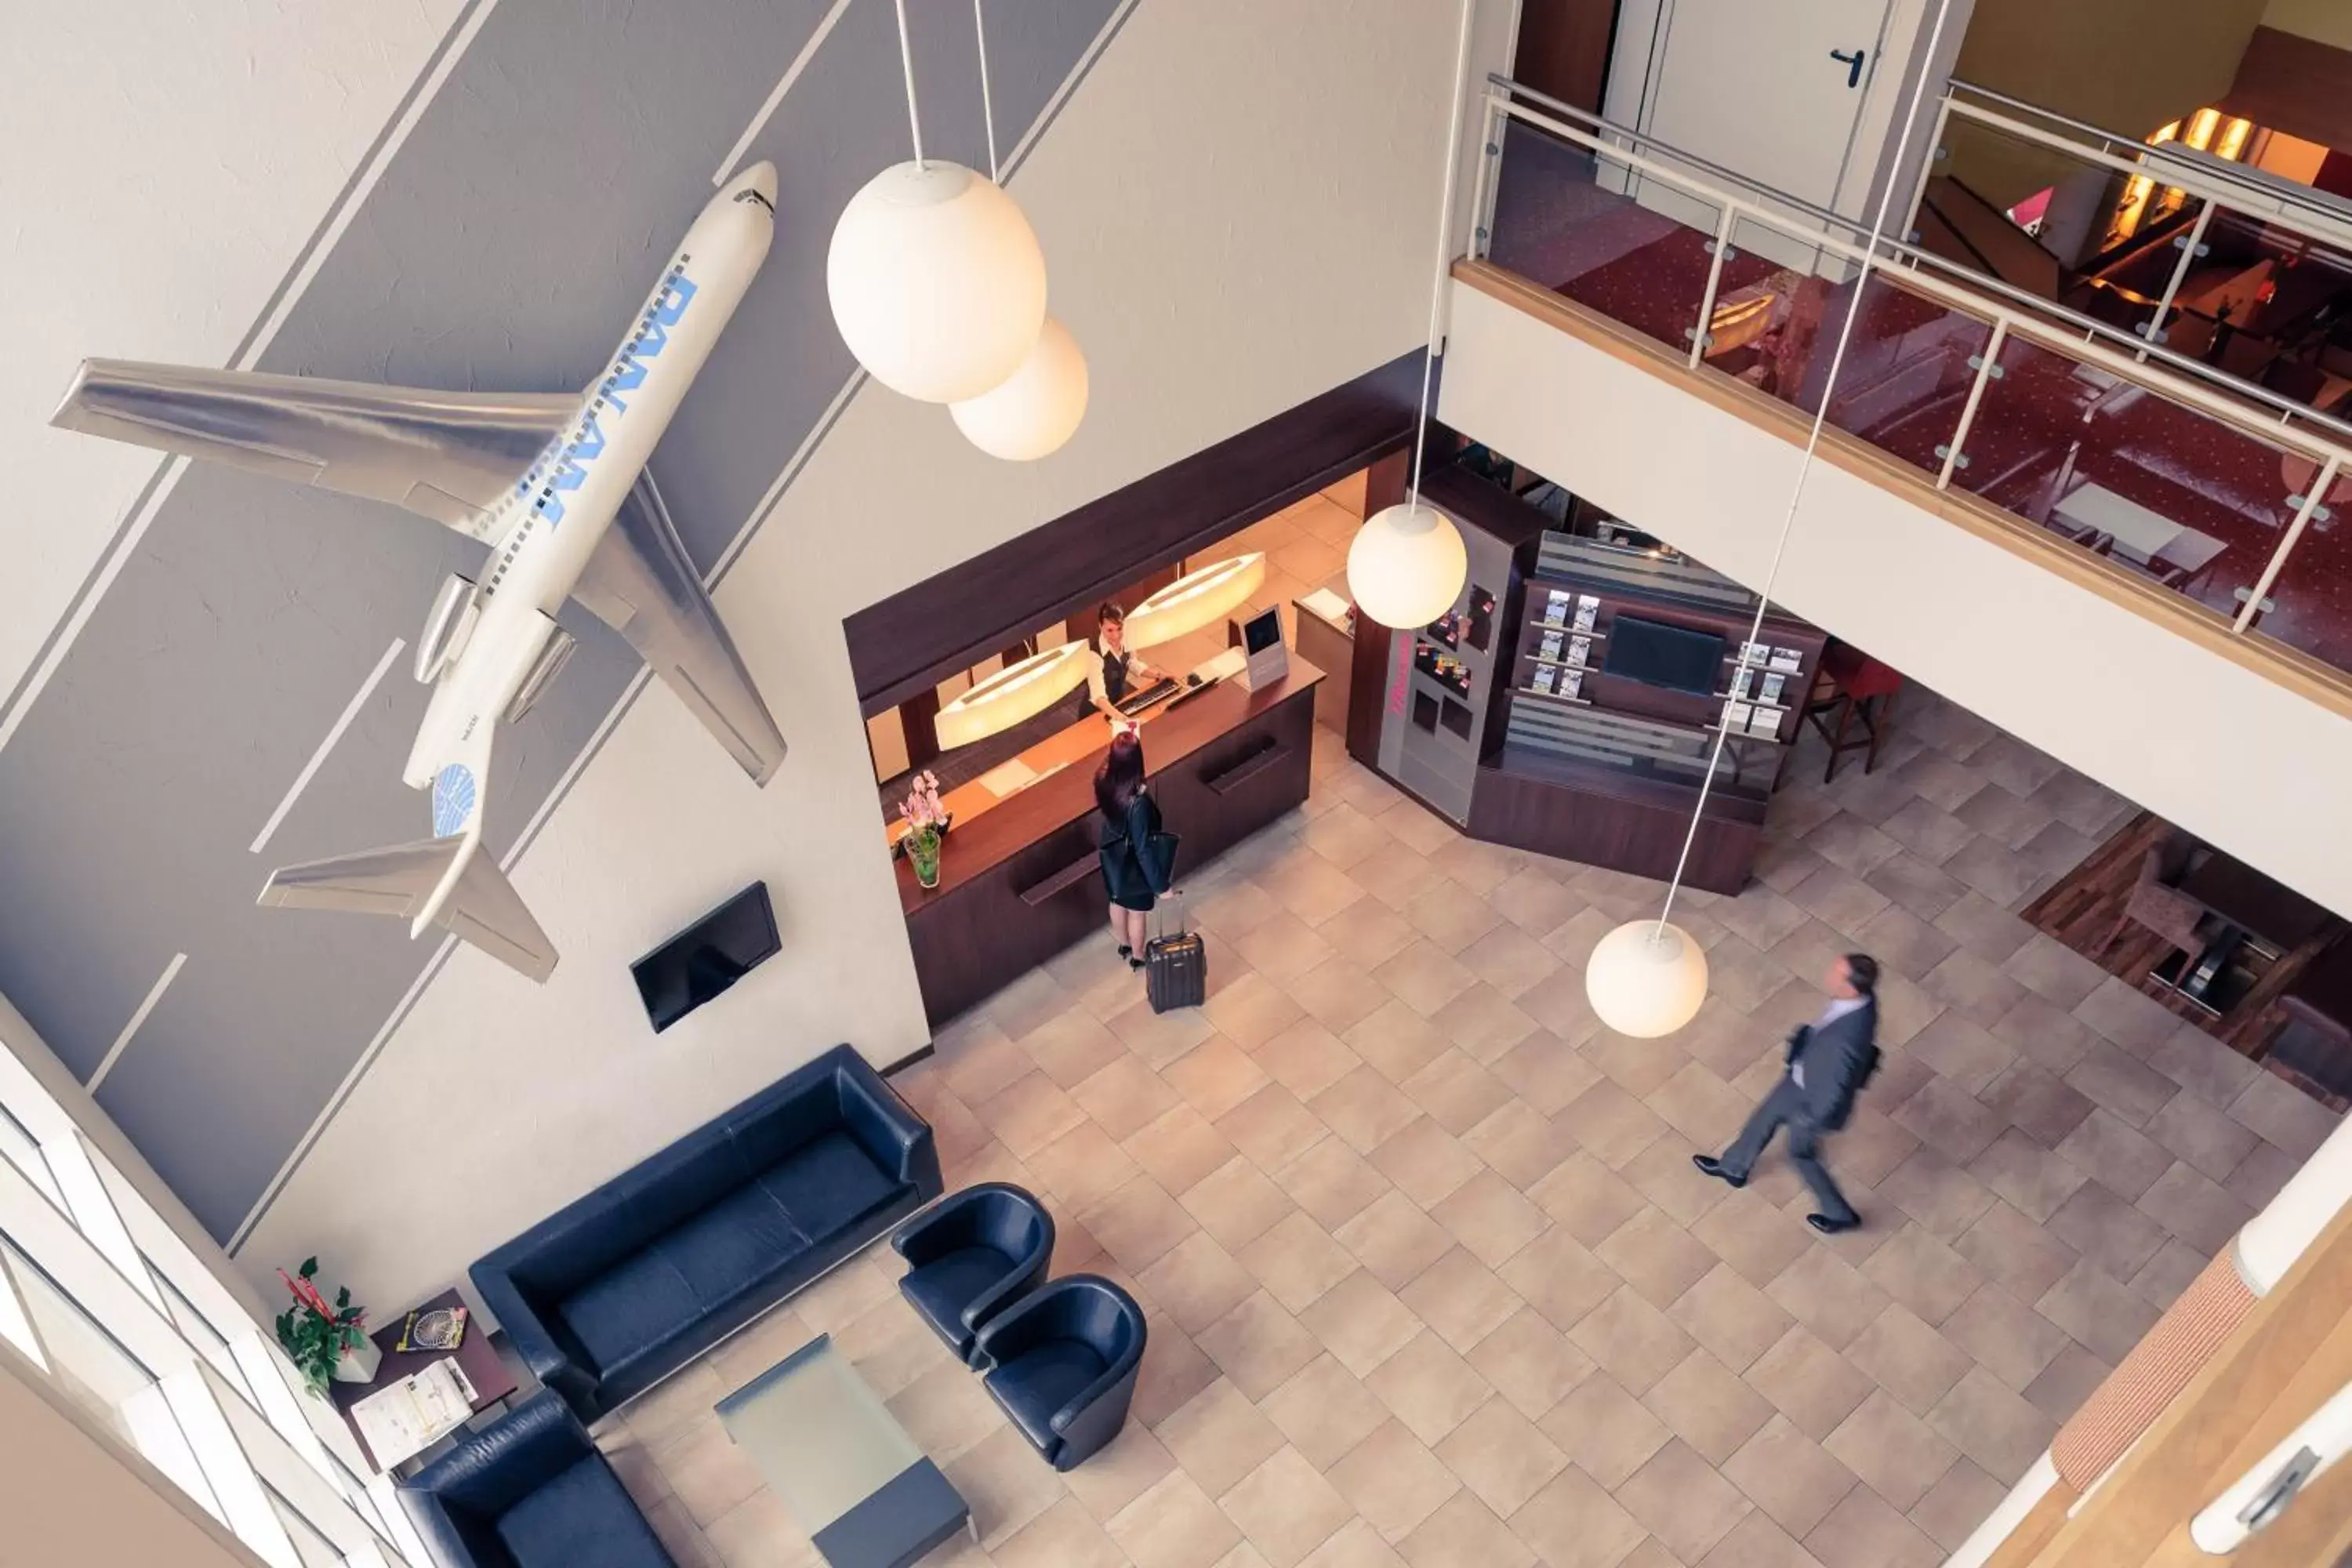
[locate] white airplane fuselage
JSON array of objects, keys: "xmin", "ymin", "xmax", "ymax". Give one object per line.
[{"xmin": 405, "ymin": 163, "xmax": 779, "ymax": 830}]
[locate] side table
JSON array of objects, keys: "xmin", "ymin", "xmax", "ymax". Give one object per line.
[{"xmin": 328, "ymin": 1288, "xmax": 519, "ymax": 1473}]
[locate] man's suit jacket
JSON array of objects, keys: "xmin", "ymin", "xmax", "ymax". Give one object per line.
[{"xmin": 1784, "ymin": 999, "xmax": 1878, "ymax": 1131}]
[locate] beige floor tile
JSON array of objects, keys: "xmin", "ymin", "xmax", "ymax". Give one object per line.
[
  {"xmin": 1198, "ymin": 1290, "xmax": 1323, "ymax": 1400},
  {"xmin": 1083, "ymin": 1173, "xmax": 1202, "ymax": 1273},
  {"xmin": 1108, "ymin": 994, "xmax": 1219, "ymax": 1069},
  {"xmin": 1951, "ymin": 1199, "xmax": 2080, "ymax": 1302},
  {"xmin": 1668, "ymin": 1261, "xmax": 1796, "ymax": 1374},
  {"xmin": 1539, "ymin": 1371, "xmax": 1672, "ymax": 1489},
  {"xmin": 1457, "ymin": 923, "xmax": 1563, "ymax": 1002},
  {"xmin": 1298, "ymin": 1519, "xmax": 1410, "ymax": 1567},
  {"xmin": 1924, "ymin": 1367, "xmax": 2057, "ymax": 1485},
  {"xmin": 1633, "ymin": 1069, "xmax": 1752, "ymax": 1173},
  {"xmin": 945, "ymin": 1424, "xmax": 1070, "ymax": 1547},
  {"xmin": 1689, "ymin": 1186, "xmax": 1815, "ymax": 1287},
  {"xmin": 1158, "ymin": 1377, "xmax": 1287, "ymax": 1498},
  {"xmin": 1260, "ymin": 848, "xmax": 1369, "ymax": 927},
  {"xmin": 1642, "ymin": 1345, "xmax": 1774, "ymax": 1464},
  {"xmin": 1345, "ymin": 1000, "xmax": 1454, "ymax": 1087},
  {"xmin": 1324, "ymin": 1419, "xmax": 1462, "ymax": 1543},
  {"xmin": 1289, "ymin": 956, "xmax": 1390, "ymax": 1037},
  {"xmin": 1555, "ymin": 1080, "xmax": 1670, "ymax": 1170},
  {"xmin": 1721, "ymin": 1411, "xmax": 1859, "ymax": 1539},
  {"xmin": 1857, "ymin": 1222, "xmax": 1984, "ymax": 1326},
  {"xmin": 1233, "ymin": 910, "xmax": 1341, "ymax": 985},
  {"xmin": 1110, "ymin": 1470, "xmax": 1246, "ymax": 1568},
  {"xmin": 1461, "ymin": 1098, "xmax": 1581, "ymax": 1191},
  {"xmin": 1167, "ymin": 1035, "xmax": 1276, "ymax": 1122},
  {"xmin": 1206, "ymin": 970, "xmax": 1312, "ymax": 1052},
  {"xmin": 640, "ymin": 1494, "xmax": 723, "ymax": 1568},
  {"xmin": 1804, "ymin": 1483, "xmax": 1941, "ymax": 1568},
  {"xmin": 1276, "ymin": 1136, "xmax": 1394, "ymax": 1230},
  {"xmin": 1133, "ymin": 1323, "xmax": 1223, "ymax": 1432},
  {"xmin": 1263, "ymin": 1353, "xmax": 1392, "ymax": 1469},
  {"xmin": 887, "ymin": 1358, "xmax": 1004, "ymax": 1462},
  {"xmin": 1184, "ymin": 1156, "xmax": 1298, "ymax": 1250},
  {"xmin": 1516, "ymin": 963, "xmax": 1606, "ymax": 1045},
  {"xmin": 1907, "ymin": 1457, "xmax": 2009, "ymax": 1552},
  {"xmin": 1744, "ymin": 1325, "xmax": 1877, "ymax": 1442},
  {"xmin": 1375, "ymin": 939, "xmax": 1481, "ymax": 1018},
  {"xmin": 995, "ymin": 1496, "xmax": 1129, "ymax": 1568},
  {"xmin": 2023, "ymin": 1342, "xmax": 2112, "ymax": 1425},
  {"xmin": 1396, "ymin": 1490, "xmax": 1537, "ymax": 1568},
  {"xmin": 654, "ymin": 1414, "xmax": 767, "ymax": 1527},
  {"xmin": 1313, "ymin": 1065, "xmax": 1423, "ymax": 1154},
  {"xmin": 2136, "ymin": 1160, "xmax": 2255, "ymax": 1254},
  {"xmin": 1766, "ymin": 1248, "xmax": 1891, "ymax": 1351},
  {"xmin": 2054, "ymin": 1108, "xmax": 2176, "ymax": 1202},
  {"xmin": 1613, "ymin": 1437, "xmax": 1755, "ymax": 1563},
  {"xmin": 1319, "ymin": 898, "xmax": 1421, "ymax": 971},
  {"xmin": 1364, "ymin": 1327, "xmax": 1494, "ymax": 1445},
  {"xmin": 1405, "ymin": 880, "xmax": 1505, "ymax": 953},
  {"xmin": 1129, "ymin": 1105, "xmax": 1245, "ymax": 1197},
  {"xmin": 1486, "ymin": 1033, "xmax": 1605, "ymax": 1120},
  {"xmin": 1967, "ymin": 1127, "xmax": 2089, "ymax": 1225},
  {"xmin": 1369, "ymin": 1116, "xmax": 1485, "ymax": 1208},
  {"xmin": 1258, "ymin": 1014, "xmax": 1368, "ymax": 1101},
  {"xmin": 1495, "ymin": 1226, "xmax": 1624, "ymax": 1332},
  {"xmin": 1397, "ymin": 1245, "xmax": 1523, "ymax": 1351},
  {"xmin": 706, "ymin": 1305, "xmax": 816, "ymax": 1396},
  {"xmin": 1222, "ymin": 1446, "xmax": 1356, "ymax": 1566},
  {"xmin": 2143, "ymin": 1091, "xmax": 2259, "ymax": 1183},
  {"xmin": 1939, "ymin": 1283, "xmax": 2071, "ymax": 1392},
  {"xmin": 1595, "ymin": 1204, "xmax": 1719, "ymax": 1308},
  {"xmin": 829, "ymin": 1292, "xmax": 956, "ymax": 1399},
  {"xmin": 1844, "ymin": 1304, "xmax": 1971, "ymax": 1416},
  {"xmin": 1023, "ymin": 1006, "xmax": 1134, "ymax": 1088},
  {"xmin": 1334, "ymin": 1189, "xmax": 1455, "ymax": 1290},
  {"xmin": 1465, "ymin": 1305, "xmax": 1595, "ymax": 1421},
  {"xmin": 622, "ymin": 1359, "xmax": 730, "ymax": 1449},
  {"xmin": 1505, "ymin": 1464, "xmax": 1650, "ymax": 1568},
  {"xmin": 1142, "ymin": 1232, "xmax": 1262, "ymax": 1336},
  {"xmin": 1438, "ymin": 984, "xmax": 1542, "ymax": 1064},
  {"xmin": 1076, "ymin": 1054, "xmax": 1185, "ymax": 1141},
  {"xmin": 1436, "ymin": 1395, "xmax": 1568, "ymax": 1517},
  {"xmin": 1063, "ymin": 1421, "xmax": 1178, "ymax": 1523},
  {"xmin": 1823, "ymin": 1388, "xmax": 1960, "ymax": 1512},
  {"xmin": 2035, "ymin": 1259, "xmax": 2161, "ymax": 1365},
  {"xmin": 1238, "ymin": 1209, "xmax": 1359, "ymax": 1312},
  {"xmin": 1033, "ymin": 1120, "xmax": 1149, "ymax": 1212},
  {"xmin": 701, "ymin": 1488, "xmax": 818, "ymax": 1568},
  {"xmin": 1400, "ymin": 1050, "xmax": 1513, "ymax": 1137}
]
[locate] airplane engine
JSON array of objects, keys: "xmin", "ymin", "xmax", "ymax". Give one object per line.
[
  {"xmin": 503, "ymin": 628, "xmax": 579, "ymax": 724},
  {"xmin": 414, "ymin": 573, "xmax": 479, "ymax": 683}
]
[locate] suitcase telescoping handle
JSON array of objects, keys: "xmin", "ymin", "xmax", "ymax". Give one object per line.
[{"xmin": 1152, "ymin": 888, "xmax": 1188, "ymax": 943}]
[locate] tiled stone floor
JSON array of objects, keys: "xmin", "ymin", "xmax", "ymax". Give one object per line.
[{"xmin": 601, "ymin": 689, "xmax": 2339, "ymax": 1568}]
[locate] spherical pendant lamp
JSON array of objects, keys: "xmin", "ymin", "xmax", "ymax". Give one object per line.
[
  {"xmin": 1347, "ymin": 502, "xmax": 1468, "ymax": 628},
  {"xmin": 827, "ymin": 160, "xmax": 1048, "ymax": 404},
  {"xmin": 951, "ymin": 317, "xmax": 1089, "ymax": 459},
  {"xmin": 1584, "ymin": 921, "xmax": 1710, "ymax": 1038}
]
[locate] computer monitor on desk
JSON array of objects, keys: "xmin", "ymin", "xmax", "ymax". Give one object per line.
[{"xmin": 1236, "ymin": 606, "xmax": 1288, "ymax": 692}]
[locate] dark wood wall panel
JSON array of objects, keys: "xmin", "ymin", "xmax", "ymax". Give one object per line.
[{"xmin": 848, "ymin": 352, "xmax": 1424, "ymax": 715}]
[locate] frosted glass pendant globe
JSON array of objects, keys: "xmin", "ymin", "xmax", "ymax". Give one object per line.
[
  {"xmin": 1584, "ymin": 920, "xmax": 1709, "ymax": 1038},
  {"xmin": 827, "ymin": 161, "xmax": 1048, "ymax": 403},
  {"xmin": 951, "ymin": 318, "xmax": 1089, "ymax": 459},
  {"xmin": 1346, "ymin": 502, "xmax": 1468, "ymax": 628}
]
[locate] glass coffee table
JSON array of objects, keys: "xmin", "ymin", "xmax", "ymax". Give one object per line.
[{"xmin": 716, "ymin": 1334, "xmax": 971, "ymax": 1567}]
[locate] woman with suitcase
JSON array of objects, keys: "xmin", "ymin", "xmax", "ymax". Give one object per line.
[{"xmin": 1095, "ymin": 731, "xmax": 1178, "ymax": 974}]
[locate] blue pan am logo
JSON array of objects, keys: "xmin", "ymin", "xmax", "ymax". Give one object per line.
[{"xmin": 432, "ymin": 764, "xmax": 477, "ymax": 837}]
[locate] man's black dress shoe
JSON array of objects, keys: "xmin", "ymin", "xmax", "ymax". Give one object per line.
[
  {"xmin": 1690, "ymin": 1154, "xmax": 1745, "ymax": 1189},
  {"xmin": 1806, "ymin": 1213, "xmax": 1860, "ymax": 1235}
]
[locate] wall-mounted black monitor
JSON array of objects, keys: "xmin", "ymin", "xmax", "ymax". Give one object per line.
[
  {"xmin": 631, "ymin": 882, "xmax": 779, "ymax": 1033},
  {"xmin": 1602, "ymin": 616, "xmax": 1723, "ymax": 696}
]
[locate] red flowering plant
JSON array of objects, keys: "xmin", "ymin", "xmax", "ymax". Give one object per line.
[{"xmin": 274, "ymin": 1257, "xmax": 367, "ymax": 1397}]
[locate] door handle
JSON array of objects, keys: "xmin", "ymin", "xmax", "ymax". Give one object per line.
[{"xmin": 1830, "ymin": 47, "xmax": 1866, "ymax": 89}]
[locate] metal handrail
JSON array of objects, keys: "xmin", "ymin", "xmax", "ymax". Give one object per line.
[
  {"xmin": 1471, "ymin": 84, "xmax": 2352, "ymax": 641},
  {"xmin": 1482, "ymin": 83, "xmax": 2352, "ymax": 449},
  {"xmin": 1944, "ymin": 77, "xmax": 2352, "ymax": 234}
]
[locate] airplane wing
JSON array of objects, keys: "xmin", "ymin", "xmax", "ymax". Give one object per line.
[
  {"xmin": 50, "ymin": 358, "xmax": 576, "ymax": 543},
  {"xmin": 259, "ymin": 835, "xmax": 559, "ymax": 983},
  {"xmin": 570, "ymin": 472, "xmax": 788, "ymax": 786}
]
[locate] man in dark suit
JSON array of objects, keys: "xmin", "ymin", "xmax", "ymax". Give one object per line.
[{"xmin": 1692, "ymin": 953, "xmax": 1880, "ymax": 1234}]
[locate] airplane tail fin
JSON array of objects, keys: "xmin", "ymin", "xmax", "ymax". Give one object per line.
[{"xmin": 258, "ymin": 833, "xmax": 558, "ymax": 983}]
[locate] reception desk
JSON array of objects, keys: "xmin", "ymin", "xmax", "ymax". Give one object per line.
[{"xmin": 893, "ymin": 660, "xmax": 1323, "ymax": 1028}]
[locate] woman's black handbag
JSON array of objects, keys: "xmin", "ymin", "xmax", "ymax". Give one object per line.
[{"xmin": 1145, "ymin": 891, "xmax": 1206, "ymax": 1013}]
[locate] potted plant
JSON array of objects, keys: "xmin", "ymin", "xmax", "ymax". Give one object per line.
[
  {"xmin": 899, "ymin": 771, "xmax": 948, "ymax": 890},
  {"xmin": 275, "ymin": 1258, "xmax": 374, "ymax": 1396}
]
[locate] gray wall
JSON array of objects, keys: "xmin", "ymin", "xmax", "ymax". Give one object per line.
[{"xmin": 0, "ymin": 0, "xmax": 1120, "ymax": 1240}]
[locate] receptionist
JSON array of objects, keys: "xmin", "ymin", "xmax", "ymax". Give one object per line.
[{"xmin": 1090, "ymin": 601, "xmax": 1166, "ymax": 715}]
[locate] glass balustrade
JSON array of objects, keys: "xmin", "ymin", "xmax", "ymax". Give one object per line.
[{"xmin": 1473, "ymin": 81, "xmax": 2352, "ymax": 686}]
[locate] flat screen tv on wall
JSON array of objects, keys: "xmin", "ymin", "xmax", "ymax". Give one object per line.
[
  {"xmin": 1602, "ymin": 616, "xmax": 1724, "ymax": 696},
  {"xmin": 631, "ymin": 882, "xmax": 779, "ymax": 1033}
]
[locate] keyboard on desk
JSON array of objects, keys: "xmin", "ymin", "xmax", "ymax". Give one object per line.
[{"xmin": 1115, "ymin": 678, "xmax": 1179, "ymax": 716}]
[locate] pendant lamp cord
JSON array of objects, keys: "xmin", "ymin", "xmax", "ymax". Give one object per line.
[
  {"xmin": 1406, "ymin": 0, "xmax": 1480, "ymax": 514},
  {"xmin": 894, "ymin": 0, "xmax": 926, "ymax": 167},
  {"xmin": 1652, "ymin": 0, "xmax": 1955, "ymax": 942},
  {"xmin": 974, "ymin": 0, "xmax": 1000, "ymax": 183}
]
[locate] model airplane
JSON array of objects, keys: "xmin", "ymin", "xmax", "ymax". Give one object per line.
[{"xmin": 49, "ymin": 163, "xmax": 790, "ymax": 983}]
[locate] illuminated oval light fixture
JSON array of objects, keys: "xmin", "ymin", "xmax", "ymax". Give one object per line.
[
  {"xmin": 952, "ymin": 317, "xmax": 1089, "ymax": 459},
  {"xmin": 1121, "ymin": 554, "xmax": 1268, "ymax": 650},
  {"xmin": 934, "ymin": 641, "xmax": 1093, "ymax": 750},
  {"xmin": 1347, "ymin": 502, "xmax": 1468, "ymax": 629},
  {"xmin": 828, "ymin": 160, "xmax": 1047, "ymax": 404},
  {"xmin": 1584, "ymin": 921, "xmax": 1711, "ymax": 1038}
]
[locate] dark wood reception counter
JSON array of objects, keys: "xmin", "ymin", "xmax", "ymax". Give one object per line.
[{"xmin": 893, "ymin": 661, "xmax": 1323, "ymax": 1027}]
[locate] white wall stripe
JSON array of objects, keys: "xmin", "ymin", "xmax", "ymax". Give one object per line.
[
  {"xmin": 712, "ymin": 0, "xmax": 859, "ymax": 187},
  {"xmin": 89, "ymin": 953, "xmax": 189, "ymax": 1094},
  {"xmin": 249, "ymin": 638, "xmax": 408, "ymax": 855}
]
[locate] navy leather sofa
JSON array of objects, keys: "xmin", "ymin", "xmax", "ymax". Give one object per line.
[
  {"xmin": 472, "ymin": 1044, "xmax": 939, "ymax": 1424},
  {"xmin": 397, "ymin": 1389, "xmax": 672, "ymax": 1568}
]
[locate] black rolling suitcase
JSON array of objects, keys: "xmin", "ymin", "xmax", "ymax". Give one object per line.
[{"xmin": 1145, "ymin": 891, "xmax": 1206, "ymax": 1013}]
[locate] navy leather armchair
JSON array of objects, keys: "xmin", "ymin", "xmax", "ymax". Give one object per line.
[
  {"xmin": 973, "ymin": 1274, "xmax": 1146, "ymax": 1471},
  {"xmin": 397, "ymin": 1390, "xmax": 672, "ymax": 1568},
  {"xmin": 893, "ymin": 1182, "xmax": 1054, "ymax": 1363},
  {"xmin": 472, "ymin": 1044, "xmax": 940, "ymax": 1424}
]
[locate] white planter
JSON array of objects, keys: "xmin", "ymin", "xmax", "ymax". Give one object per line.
[{"xmin": 332, "ymin": 1334, "xmax": 382, "ymax": 1385}]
